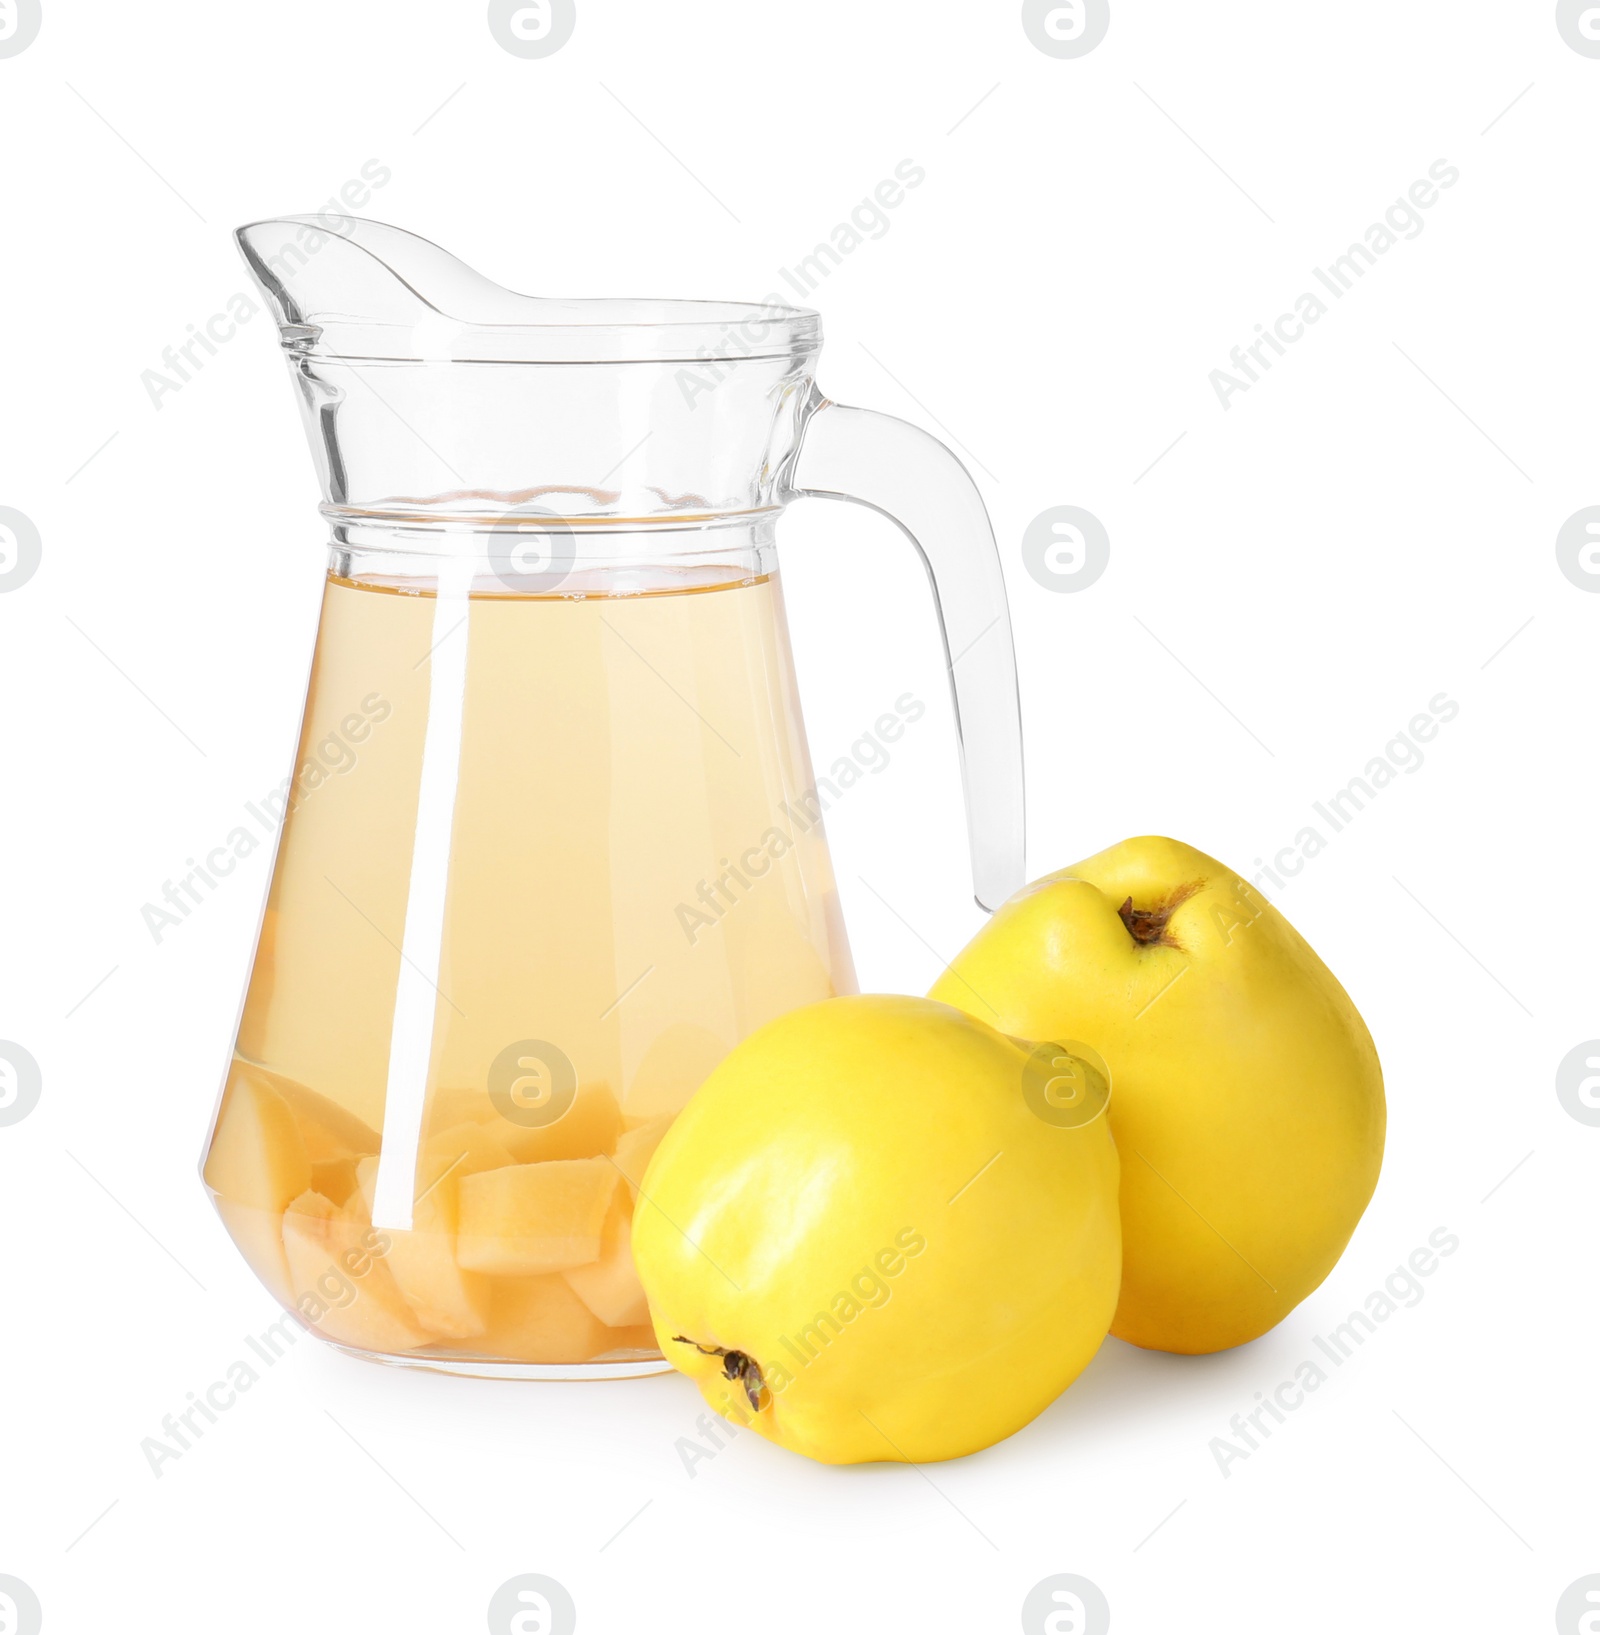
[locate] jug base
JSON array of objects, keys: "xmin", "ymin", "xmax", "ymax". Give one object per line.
[{"xmin": 326, "ymin": 1339, "xmax": 673, "ymax": 1381}]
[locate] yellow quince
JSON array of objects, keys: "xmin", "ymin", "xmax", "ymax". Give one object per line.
[
  {"xmin": 932, "ymin": 836, "xmax": 1385, "ymax": 1354},
  {"xmin": 632, "ymin": 995, "xmax": 1120, "ymax": 1465}
]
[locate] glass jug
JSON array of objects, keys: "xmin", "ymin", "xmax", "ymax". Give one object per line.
[{"xmin": 200, "ymin": 216, "xmax": 1024, "ymax": 1378}]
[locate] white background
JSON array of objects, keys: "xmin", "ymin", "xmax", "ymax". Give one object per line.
[{"xmin": 1, "ymin": 2, "xmax": 1594, "ymax": 1631}]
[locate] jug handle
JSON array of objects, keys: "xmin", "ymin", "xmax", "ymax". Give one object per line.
[{"xmin": 787, "ymin": 393, "xmax": 1026, "ymax": 911}]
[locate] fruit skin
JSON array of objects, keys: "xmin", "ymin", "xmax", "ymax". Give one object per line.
[
  {"xmin": 632, "ymin": 995, "xmax": 1120, "ymax": 1466},
  {"xmin": 930, "ymin": 836, "xmax": 1385, "ymax": 1356}
]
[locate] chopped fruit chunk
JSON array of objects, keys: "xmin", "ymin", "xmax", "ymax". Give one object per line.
[
  {"xmin": 596, "ymin": 1324, "xmax": 659, "ymax": 1355},
  {"xmin": 562, "ymin": 1195, "xmax": 649, "ymax": 1327},
  {"xmin": 352, "ymin": 1123, "xmax": 516, "ymax": 1221},
  {"xmin": 474, "ymin": 1274, "xmax": 611, "ymax": 1363},
  {"xmin": 422, "ymin": 1121, "xmax": 515, "ymax": 1182},
  {"xmin": 423, "ymin": 1085, "xmax": 499, "ymax": 1133},
  {"xmin": 611, "ymin": 1115, "xmax": 673, "ymax": 1198},
  {"xmin": 457, "ymin": 1159, "xmax": 619, "ymax": 1275},
  {"xmin": 311, "ymin": 1156, "xmax": 360, "ymax": 1207},
  {"xmin": 241, "ymin": 1061, "xmax": 381, "ymax": 1161},
  {"xmin": 350, "ymin": 1178, "xmax": 489, "ymax": 1341},
  {"xmin": 204, "ymin": 1065, "xmax": 313, "ymax": 1208},
  {"xmin": 425, "ymin": 1081, "xmax": 621, "ymax": 1165},
  {"xmin": 204, "ymin": 1065, "xmax": 313, "ymax": 1305},
  {"xmin": 497, "ymin": 1082, "xmax": 622, "ymax": 1164},
  {"xmin": 212, "ymin": 1200, "xmax": 298, "ymax": 1310},
  {"xmin": 281, "ymin": 1191, "xmax": 431, "ymax": 1352},
  {"xmin": 352, "ymin": 1157, "xmax": 377, "ymax": 1218},
  {"xmin": 348, "ymin": 1126, "xmax": 513, "ymax": 1339}
]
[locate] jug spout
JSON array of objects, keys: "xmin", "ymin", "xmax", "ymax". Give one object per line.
[
  {"xmin": 234, "ymin": 214, "xmax": 822, "ymax": 527},
  {"xmin": 236, "ymin": 214, "xmax": 552, "ymax": 348}
]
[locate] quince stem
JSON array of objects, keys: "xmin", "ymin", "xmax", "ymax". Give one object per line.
[
  {"xmin": 671, "ymin": 1335, "xmax": 766, "ymax": 1411},
  {"xmin": 1116, "ymin": 882, "xmax": 1202, "ymax": 948}
]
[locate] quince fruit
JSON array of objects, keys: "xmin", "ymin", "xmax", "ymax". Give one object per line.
[
  {"xmin": 632, "ymin": 995, "xmax": 1120, "ymax": 1465},
  {"xmin": 932, "ymin": 836, "xmax": 1385, "ymax": 1354}
]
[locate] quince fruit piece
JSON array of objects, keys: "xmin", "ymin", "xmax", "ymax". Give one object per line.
[
  {"xmin": 281, "ymin": 1191, "xmax": 431, "ymax": 1353},
  {"xmin": 561, "ymin": 1194, "xmax": 649, "ymax": 1327},
  {"xmin": 474, "ymin": 1273, "xmax": 612, "ymax": 1363},
  {"xmin": 350, "ymin": 1123, "xmax": 513, "ymax": 1339},
  {"xmin": 456, "ymin": 1158, "xmax": 619, "ymax": 1276},
  {"xmin": 202, "ymin": 1062, "xmax": 312, "ymax": 1307}
]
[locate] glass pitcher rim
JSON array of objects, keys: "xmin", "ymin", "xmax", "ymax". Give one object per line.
[{"xmin": 236, "ymin": 214, "xmax": 823, "ymax": 366}]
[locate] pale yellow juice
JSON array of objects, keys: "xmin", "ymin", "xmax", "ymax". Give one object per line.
[{"xmin": 204, "ymin": 562, "xmax": 854, "ymax": 1367}]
